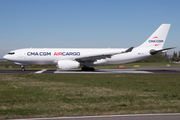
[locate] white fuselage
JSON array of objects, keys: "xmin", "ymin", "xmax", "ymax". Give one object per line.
[{"xmin": 3, "ymin": 47, "xmax": 150, "ymax": 66}]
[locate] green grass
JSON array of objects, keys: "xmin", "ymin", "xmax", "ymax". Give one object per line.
[
  {"xmin": 0, "ymin": 74, "xmax": 180, "ymax": 119},
  {"xmin": 0, "ymin": 61, "xmax": 16, "ymax": 66}
]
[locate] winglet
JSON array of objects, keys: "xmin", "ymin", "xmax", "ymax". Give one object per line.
[{"xmin": 125, "ymin": 47, "xmax": 134, "ymax": 52}]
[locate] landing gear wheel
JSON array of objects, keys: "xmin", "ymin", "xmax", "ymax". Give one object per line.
[
  {"xmin": 89, "ymin": 67, "xmax": 95, "ymax": 71},
  {"xmin": 81, "ymin": 67, "xmax": 95, "ymax": 71},
  {"xmin": 21, "ymin": 68, "xmax": 25, "ymax": 71}
]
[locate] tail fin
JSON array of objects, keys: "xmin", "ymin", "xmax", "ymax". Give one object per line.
[{"xmin": 138, "ymin": 24, "xmax": 171, "ymax": 49}]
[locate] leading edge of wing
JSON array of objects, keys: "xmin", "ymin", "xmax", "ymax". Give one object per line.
[{"xmin": 75, "ymin": 47, "xmax": 134, "ymax": 62}]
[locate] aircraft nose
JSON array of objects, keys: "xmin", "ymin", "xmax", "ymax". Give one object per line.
[{"xmin": 3, "ymin": 55, "xmax": 8, "ymax": 60}]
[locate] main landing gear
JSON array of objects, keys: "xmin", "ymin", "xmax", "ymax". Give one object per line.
[
  {"xmin": 81, "ymin": 66, "xmax": 95, "ymax": 71},
  {"xmin": 21, "ymin": 66, "xmax": 25, "ymax": 71}
]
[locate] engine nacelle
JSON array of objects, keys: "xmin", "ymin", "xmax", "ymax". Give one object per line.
[
  {"xmin": 150, "ymin": 49, "xmax": 158, "ymax": 55},
  {"xmin": 56, "ymin": 60, "xmax": 80, "ymax": 69}
]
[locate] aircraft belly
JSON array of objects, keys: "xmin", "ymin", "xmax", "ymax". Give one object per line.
[{"xmin": 106, "ymin": 53, "xmax": 150, "ymax": 64}]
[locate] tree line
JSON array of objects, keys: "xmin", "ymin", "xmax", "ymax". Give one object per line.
[
  {"xmin": 171, "ymin": 51, "xmax": 180, "ymax": 61},
  {"xmin": 138, "ymin": 51, "xmax": 180, "ymax": 62}
]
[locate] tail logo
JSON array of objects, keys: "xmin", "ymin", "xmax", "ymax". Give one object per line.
[
  {"xmin": 152, "ymin": 36, "xmax": 158, "ymax": 39},
  {"xmin": 148, "ymin": 40, "xmax": 163, "ymax": 43},
  {"xmin": 149, "ymin": 36, "xmax": 163, "ymax": 46}
]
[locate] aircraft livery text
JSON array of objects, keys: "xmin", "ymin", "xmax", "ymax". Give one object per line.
[{"xmin": 27, "ymin": 52, "xmax": 80, "ymax": 56}]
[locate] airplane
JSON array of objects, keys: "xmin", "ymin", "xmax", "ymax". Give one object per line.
[{"xmin": 3, "ymin": 24, "xmax": 175, "ymax": 71}]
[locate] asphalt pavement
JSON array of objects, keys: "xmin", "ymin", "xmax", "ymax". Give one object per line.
[{"xmin": 0, "ymin": 66, "xmax": 180, "ymax": 74}]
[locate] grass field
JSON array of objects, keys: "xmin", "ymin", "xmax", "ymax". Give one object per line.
[
  {"xmin": 0, "ymin": 74, "xmax": 180, "ymax": 119},
  {"xmin": 0, "ymin": 61, "xmax": 17, "ymax": 67}
]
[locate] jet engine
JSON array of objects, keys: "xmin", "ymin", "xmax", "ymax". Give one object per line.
[
  {"xmin": 149, "ymin": 49, "xmax": 158, "ymax": 55},
  {"xmin": 56, "ymin": 60, "xmax": 80, "ymax": 69}
]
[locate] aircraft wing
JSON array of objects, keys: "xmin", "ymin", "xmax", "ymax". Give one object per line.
[{"xmin": 75, "ymin": 47, "xmax": 134, "ymax": 62}]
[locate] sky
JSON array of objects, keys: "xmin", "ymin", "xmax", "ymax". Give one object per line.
[{"xmin": 0, "ymin": 0, "xmax": 180, "ymax": 58}]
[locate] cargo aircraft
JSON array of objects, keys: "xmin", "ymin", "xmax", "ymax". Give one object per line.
[{"xmin": 3, "ymin": 24, "xmax": 175, "ymax": 71}]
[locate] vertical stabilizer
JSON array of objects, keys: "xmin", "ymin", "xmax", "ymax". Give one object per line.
[{"xmin": 138, "ymin": 24, "xmax": 171, "ymax": 49}]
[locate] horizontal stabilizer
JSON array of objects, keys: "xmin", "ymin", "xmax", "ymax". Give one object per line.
[{"xmin": 150, "ymin": 47, "xmax": 175, "ymax": 55}]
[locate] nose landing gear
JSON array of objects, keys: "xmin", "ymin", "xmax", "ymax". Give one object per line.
[{"xmin": 21, "ymin": 66, "xmax": 25, "ymax": 71}]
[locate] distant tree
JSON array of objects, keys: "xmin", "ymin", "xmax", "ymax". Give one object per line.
[
  {"xmin": 173, "ymin": 51, "xmax": 177, "ymax": 57},
  {"xmin": 163, "ymin": 52, "xmax": 169, "ymax": 61},
  {"xmin": 138, "ymin": 53, "xmax": 169, "ymax": 62},
  {"xmin": 171, "ymin": 51, "xmax": 180, "ymax": 61}
]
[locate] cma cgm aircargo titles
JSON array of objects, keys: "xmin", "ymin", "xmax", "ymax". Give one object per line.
[{"xmin": 3, "ymin": 24, "xmax": 175, "ymax": 71}]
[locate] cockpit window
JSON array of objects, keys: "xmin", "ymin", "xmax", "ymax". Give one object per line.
[{"xmin": 8, "ymin": 52, "xmax": 15, "ymax": 55}]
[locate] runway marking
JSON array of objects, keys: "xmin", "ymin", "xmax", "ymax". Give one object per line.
[
  {"xmin": 35, "ymin": 69, "xmax": 47, "ymax": 74},
  {"xmin": 54, "ymin": 69, "xmax": 153, "ymax": 74},
  {"xmin": 11, "ymin": 113, "xmax": 180, "ymax": 120}
]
